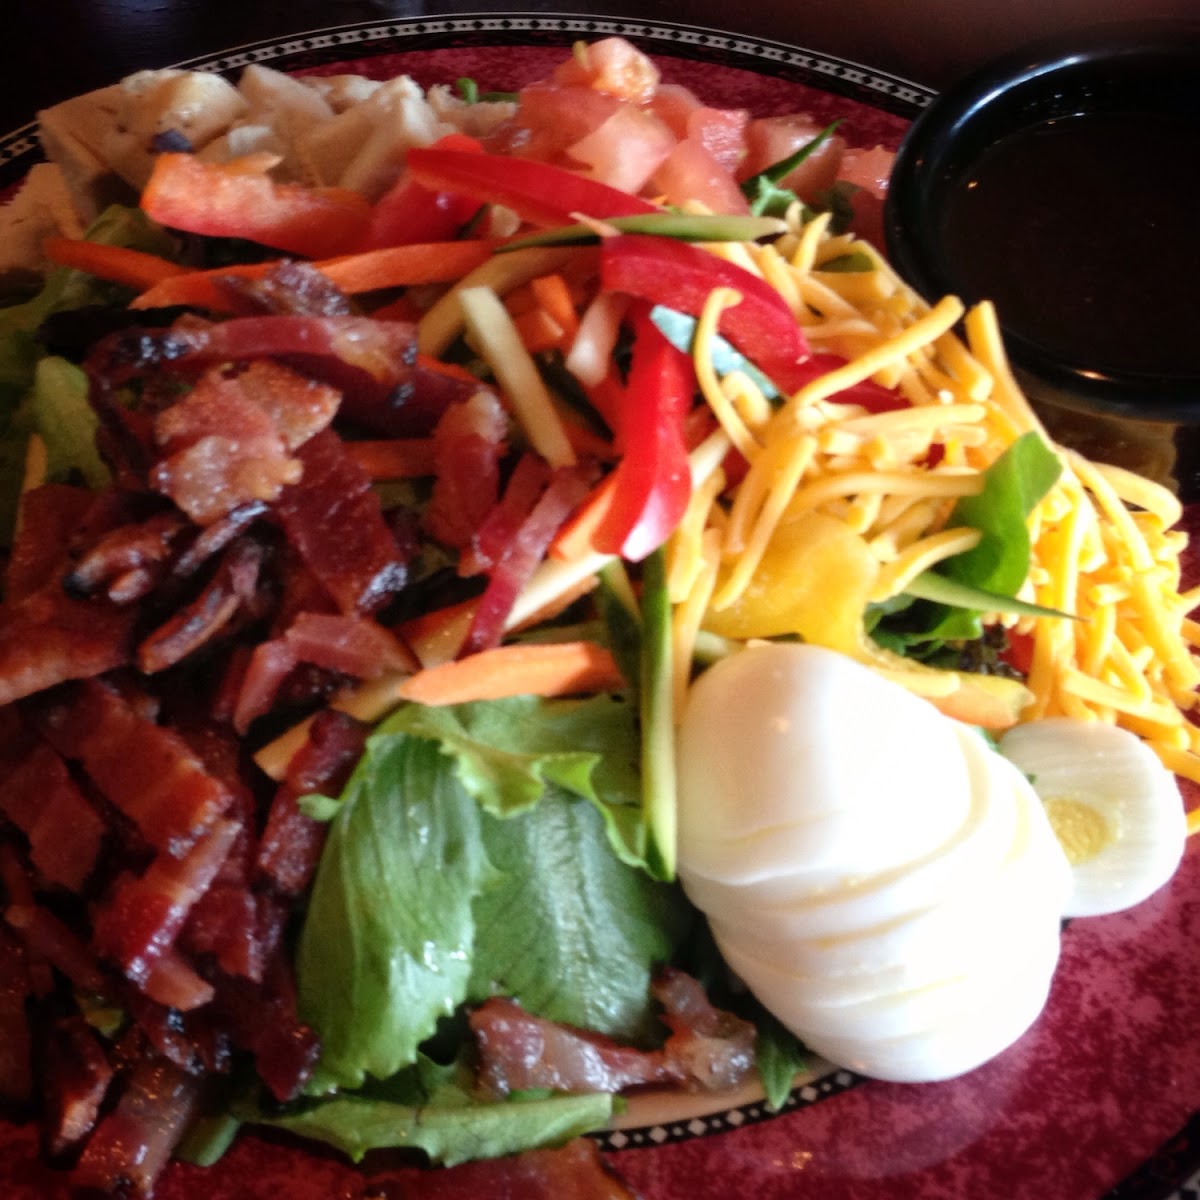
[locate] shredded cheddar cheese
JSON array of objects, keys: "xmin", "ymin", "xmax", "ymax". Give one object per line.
[{"xmin": 666, "ymin": 209, "xmax": 1200, "ymax": 818}]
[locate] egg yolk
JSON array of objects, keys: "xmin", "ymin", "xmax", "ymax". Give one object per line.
[{"xmin": 1043, "ymin": 797, "xmax": 1112, "ymax": 866}]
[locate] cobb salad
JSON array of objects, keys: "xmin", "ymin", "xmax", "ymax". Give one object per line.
[{"xmin": 0, "ymin": 34, "xmax": 1196, "ymax": 1198}]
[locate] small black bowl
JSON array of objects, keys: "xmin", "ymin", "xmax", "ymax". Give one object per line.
[{"xmin": 884, "ymin": 21, "xmax": 1200, "ymax": 496}]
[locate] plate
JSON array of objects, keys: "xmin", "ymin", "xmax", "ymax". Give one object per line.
[{"xmin": 1, "ymin": 15, "xmax": 1198, "ymax": 1200}]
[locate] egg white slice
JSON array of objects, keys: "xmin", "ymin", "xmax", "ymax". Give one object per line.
[
  {"xmin": 676, "ymin": 643, "xmax": 973, "ymax": 886},
  {"xmin": 998, "ymin": 717, "xmax": 1186, "ymax": 918},
  {"xmin": 680, "ymin": 723, "xmax": 1024, "ymax": 944}
]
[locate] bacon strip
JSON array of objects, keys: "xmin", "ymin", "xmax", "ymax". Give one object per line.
[
  {"xmin": 0, "ymin": 926, "xmax": 33, "ymax": 1107},
  {"xmin": 71, "ymin": 1056, "xmax": 201, "ymax": 1197},
  {"xmin": 33, "ymin": 680, "xmax": 234, "ymax": 855},
  {"xmin": 40, "ymin": 1014, "xmax": 114, "ymax": 1156},
  {"xmin": 90, "ymin": 818, "xmax": 240, "ymax": 989},
  {"xmin": 275, "ymin": 429, "xmax": 408, "ymax": 614},
  {"xmin": 0, "ymin": 740, "xmax": 105, "ymax": 890}
]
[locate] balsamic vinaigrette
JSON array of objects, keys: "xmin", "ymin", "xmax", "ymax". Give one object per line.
[{"xmin": 939, "ymin": 111, "xmax": 1200, "ymax": 378}]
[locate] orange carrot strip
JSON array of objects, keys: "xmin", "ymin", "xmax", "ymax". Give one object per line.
[
  {"xmin": 42, "ymin": 237, "xmax": 195, "ymax": 290},
  {"xmin": 394, "ymin": 640, "xmax": 624, "ymax": 706},
  {"xmin": 132, "ymin": 240, "xmax": 496, "ymax": 311},
  {"xmin": 130, "ymin": 262, "xmax": 271, "ymax": 310},
  {"xmin": 549, "ymin": 473, "xmax": 620, "ymax": 562},
  {"xmin": 315, "ymin": 240, "xmax": 494, "ymax": 292},
  {"xmin": 513, "ymin": 306, "xmax": 566, "ymax": 354},
  {"xmin": 530, "ymin": 274, "xmax": 580, "ymax": 339},
  {"xmin": 344, "ymin": 439, "xmax": 436, "ymax": 479}
]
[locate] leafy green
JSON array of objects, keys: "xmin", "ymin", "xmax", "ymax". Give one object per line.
[
  {"xmin": 0, "ymin": 204, "xmax": 179, "ymax": 545},
  {"xmin": 468, "ymin": 793, "xmax": 692, "ymax": 1042},
  {"xmin": 871, "ymin": 432, "xmax": 1064, "ymax": 655},
  {"xmin": 251, "ymin": 1055, "xmax": 612, "ymax": 1166},
  {"xmin": 297, "ymin": 693, "xmax": 687, "ymax": 1095},
  {"xmin": 297, "ymin": 732, "xmax": 489, "ymax": 1092},
  {"xmin": 754, "ymin": 1013, "xmax": 808, "ymax": 1112},
  {"xmin": 740, "ymin": 121, "xmax": 841, "ymax": 217},
  {"xmin": 31, "ymin": 356, "xmax": 110, "ymax": 488},
  {"xmin": 388, "ymin": 694, "xmax": 649, "ymax": 867}
]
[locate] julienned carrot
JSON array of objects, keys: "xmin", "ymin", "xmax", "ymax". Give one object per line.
[
  {"xmin": 512, "ymin": 306, "xmax": 567, "ymax": 354},
  {"xmin": 394, "ymin": 640, "xmax": 625, "ymax": 706},
  {"xmin": 131, "ymin": 240, "xmax": 496, "ymax": 311},
  {"xmin": 397, "ymin": 597, "xmax": 478, "ymax": 667},
  {"xmin": 414, "ymin": 353, "xmax": 480, "ymax": 385},
  {"xmin": 316, "ymin": 240, "xmax": 495, "ymax": 292},
  {"xmin": 130, "ymin": 263, "xmax": 270, "ymax": 310},
  {"xmin": 530, "ymin": 274, "xmax": 580, "ymax": 339},
  {"xmin": 344, "ymin": 439, "xmax": 436, "ymax": 480},
  {"xmin": 42, "ymin": 237, "xmax": 195, "ymax": 290}
]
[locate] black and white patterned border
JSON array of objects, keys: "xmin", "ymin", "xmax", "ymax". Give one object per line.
[
  {"xmin": 592, "ymin": 1068, "xmax": 862, "ymax": 1151},
  {"xmin": 0, "ymin": 12, "xmax": 934, "ymax": 189}
]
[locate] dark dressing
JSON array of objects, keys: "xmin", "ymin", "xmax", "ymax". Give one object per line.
[{"xmin": 939, "ymin": 111, "xmax": 1200, "ymax": 377}]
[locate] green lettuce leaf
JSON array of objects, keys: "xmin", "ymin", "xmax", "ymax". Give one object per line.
[
  {"xmin": 387, "ymin": 694, "xmax": 649, "ymax": 868},
  {"xmin": 252, "ymin": 1054, "xmax": 612, "ymax": 1166},
  {"xmin": 469, "ymin": 793, "xmax": 692, "ymax": 1043},
  {"xmin": 297, "ymin": 732, "xmax": 489, "ymax": 1092},
  {"xmin": 31, "ymin": 356, "xmax": 110, "ymax": 488}
]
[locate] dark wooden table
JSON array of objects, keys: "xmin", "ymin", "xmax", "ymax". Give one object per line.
[{"xmin": 7, "ymin": 0, "xmax": 1200, "ymax": 135}]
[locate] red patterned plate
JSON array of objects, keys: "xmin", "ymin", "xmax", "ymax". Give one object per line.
[{"xmin": 1, "ymin": 16, "xmax": 1198, "ymax": 1200}]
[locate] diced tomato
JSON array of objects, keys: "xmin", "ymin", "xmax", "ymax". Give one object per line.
[
  {"xmin": 738, "ymin": 115, "xmax": 846, "ymax": 201},
  {"xmin": 837, "ymin": 145, "xmax": 896, "ymax": 199},
  {"xmin": 551, "ymin": 36, "xmax": 660, "ymax": 102},
  {"xmin": 568, "ymin": 104, "xmax": 677, "ymax": 193},
  {"xmin": 648, "ymin": 83, "xmax": 703, "ymax": 138},
  {"xmin": 651, "ymin": 138, "xmax": 749, "ymax": 215},
  {"xmin": 686, "ymin": 107, "xmax": 749, "ymax": 174},
  {"xmin": 491, "ymin": 82, "xmax": 623, "ymax": 163}
]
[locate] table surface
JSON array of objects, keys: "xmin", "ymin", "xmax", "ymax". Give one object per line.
[{"xmin": 5, "ymin": 0, "xmax": 1200, "ymax": 133}]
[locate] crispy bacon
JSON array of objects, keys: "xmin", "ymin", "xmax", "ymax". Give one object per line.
[
  {"xmin": 212, "ymin": 260, "xmax": 354, "ymax": 318},
  {"xmin": 470, "ymin": 970, "xmax": 756, "ymax": 1099},
  {"xmin": 283, "ymin": 611, "xmax": 419, "ymax": 678},
  {"xmin": 32, "ymin": 680, "xmax": 234, "ymax": 855},
  {"xmin": 5, "ymin": 484, "xmax": 97, "ymax": 602},
  {"xmin": 0, "ymin": 739, "xmax": 105, "ymax": 890},
  {"xmin": 4, "ymin": 904, "xmax": 110, "ymax": 997},
  {"xmin": 40, "ymin": 1014, "xmax": 114, "ymax": 1156},
  {"xmin": 652, "ymin": 966, "xmax": 756, "ymax": 1092},
  {"xmin": 64, "ymin": 510, "xmax": 188, "ymax": 601},
  {"xmin": 384, "ymin": 1138, "xmax": 637, "ymax": 1200},
  {"xmin": 256, "ymin": 709, "xmax": 367, "ymax": 896},
  {"xmin": 424, "ymin": 391, "xmax": 509, "ymax": 549},
  {"xmin": 275, "ymin": 429, "xmax": 409, "ymax": 614},
  {"xmin": 0, "ymin": 591, "xmax": 135, "ymax": 706},
  {"xmin": 470, "ymin": 997, "xmax": 675, "ymax": 1097},
  {"xmin": 90, "ymin": 818, "xmax": 240, "ymax": 989},
  {"xmin": 460, "ymin": 461, "xmax": 595, "ymax": 655},
  {"xmin": 137, "ymin": 538, "xmax": 264, "ymax": 673},
  {"xmin": 0, "ymin": 926, "xmax": 33, "ymax": 1108},
  {"xmin": 71, "ymin": 1056, "xmax": 201, "ymax": 1197}
]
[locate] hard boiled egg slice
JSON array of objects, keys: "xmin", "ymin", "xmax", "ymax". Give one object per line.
[
  {"xmin": 675, "ymin": 642, "xmax": 972, "ymax": 888},
  {"xmin": 997, "ymin": 717, "xmax": 1186, "ymax": 918}
]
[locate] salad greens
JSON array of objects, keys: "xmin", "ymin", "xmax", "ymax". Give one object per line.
[{"xmin": 295, "ymin": 694, "xmax": 692, "ymax": 1103}]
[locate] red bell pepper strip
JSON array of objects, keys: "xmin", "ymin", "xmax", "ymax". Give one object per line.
[
  {"xmin": 404, "ymin": 147, "xmax": 659, "ymax": 228},
  {"xmin": 599, "ymin": 233, "xmax": 811, "ymax": 394},
  {"xmin": 590, "ymin": 308, "xmax": 693, "ymax": 562},
  {"xmin": 141, "ymin": 153, "xmax": 371, "ymax": 259},
  {"xmin": 362, "ymin": 133, "xmax": 486, "ymax": 249}
]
